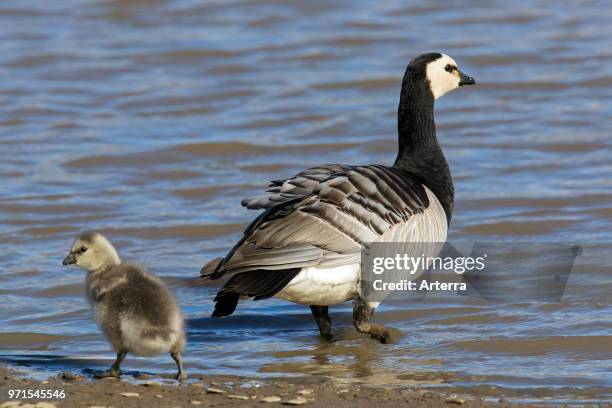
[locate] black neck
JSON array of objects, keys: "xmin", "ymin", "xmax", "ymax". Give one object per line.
[{"xmin": 393, "ymin": 78, "xmax": 454, "ymax": 222}]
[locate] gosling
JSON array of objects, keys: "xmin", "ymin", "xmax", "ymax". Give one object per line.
[{"xmin": 62, "ymin": 232, "xmax": 187, "ymax": 380}]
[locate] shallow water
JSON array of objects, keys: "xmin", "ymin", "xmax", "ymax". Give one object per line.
[{"xmin": 0, "ymin": 0, "xmax": 611, "ymax": 403}]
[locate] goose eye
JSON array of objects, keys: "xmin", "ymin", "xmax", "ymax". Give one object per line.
[
  {"xmin": 444, "ymin": 64, "xmax": 453, "ymax": 73},
  {"xmin": 79, "ymin": 247, "xmax": 87, "ymax": 253}
]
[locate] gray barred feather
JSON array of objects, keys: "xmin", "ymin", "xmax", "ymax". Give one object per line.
[{"xmin": 206, "ymin": 164, "xmax": 446, "ymax": 279}]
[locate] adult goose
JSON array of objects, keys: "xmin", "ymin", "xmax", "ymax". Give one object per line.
[{"xmin": 201, "ymin": 53, "xmax": 475, "ymax": 343}]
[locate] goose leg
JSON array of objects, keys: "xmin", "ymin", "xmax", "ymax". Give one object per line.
[
  {"xmin": 309, "ymin": 305, "xmax": 332, "ymax": 340},
  {"xmin": 352, "ymin": 298, "xmax": 389, "ymax": 343},
  {"xmin": 171, "ymin": 351, "xmax": 187, "ymax": 381},
  {"xmin": 95, "ymin": 351, "xmax": 126, "ymax": 378}
]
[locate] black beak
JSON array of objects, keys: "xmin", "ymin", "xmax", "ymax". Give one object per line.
[
  {"xmin": 458, "ymin": 70, "xmax": 476, "ymax": 86},
  {"xmin": 62, "ymin": 254, "xmax": 76, "ymax": 265}
]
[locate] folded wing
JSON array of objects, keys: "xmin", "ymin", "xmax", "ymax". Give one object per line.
[{"xmin": 204, "ymin": 165, "xmax": 435, "ymax": 279}]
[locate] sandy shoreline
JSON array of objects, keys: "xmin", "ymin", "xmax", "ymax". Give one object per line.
[{"xmin": 0, "ymin": 366, "xmax": 528, "ymax": 408}]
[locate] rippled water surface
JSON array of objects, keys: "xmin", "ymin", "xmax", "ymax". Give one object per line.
[{"xmin": 1, "ymin": 0, "xmax": 611, "ymax": 403}]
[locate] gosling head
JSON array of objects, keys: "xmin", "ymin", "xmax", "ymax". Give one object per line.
[
  {"xmin": 62, "ymin": 232, "xmax": 121, "ymax": 271},
  {"xmin": 403, "ymin": 52, "xmax": 475, "ymax": 101}
]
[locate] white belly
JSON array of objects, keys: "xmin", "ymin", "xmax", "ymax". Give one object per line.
[
  {"xmin": 119, "ymin": 318, "xmax": 178, "ymax": 357},
  {"xmin": 273, "ymin": 187, "xmax": 447, "ymax": 307},
  {"xmin": 275, "ymin": 263, "xmax": 360, "ymax": 306}
]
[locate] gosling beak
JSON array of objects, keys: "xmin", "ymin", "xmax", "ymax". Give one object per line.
[
  {"xmin": 62, "ymin": 254, "xmax": 76, "ymax": 265},
  {"xmin": 458, "ymin": 70, "xmax": 476, "ymax": 86}
]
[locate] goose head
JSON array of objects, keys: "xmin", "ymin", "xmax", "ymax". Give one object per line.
[
  {"xmin": 63, "ymin": 231, "xmax": 121, "ymax": 271},
  {"xmin": 404, "ymin": 52, "xmax": 475, "ymax": 101}
]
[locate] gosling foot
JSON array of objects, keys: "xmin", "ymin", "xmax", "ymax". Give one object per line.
[
  {"xmin": 176, "ymin": 370, "xmax": 187, "ymax": 381},
  {"xmin": 94, "ymin": 351, "xmax": 126, "ymax": 379}
]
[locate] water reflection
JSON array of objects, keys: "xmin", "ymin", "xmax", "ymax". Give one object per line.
[{"xmin": 0, "ymin": 0, "xmax": 611, "ymax": 403}]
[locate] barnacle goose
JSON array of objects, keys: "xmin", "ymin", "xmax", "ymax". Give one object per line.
[
  {"xmin": 63, "ymin": 232, "xmax": 187, "ymax": 380},
  {"xmin": 201, "ymin": 53, "xmax": 475, "ymax": 342}
]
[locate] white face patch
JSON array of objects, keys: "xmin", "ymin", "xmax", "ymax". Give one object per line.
[{"xmin": 425, "ymin": 53, "xmax": 461, "ymax": 100}]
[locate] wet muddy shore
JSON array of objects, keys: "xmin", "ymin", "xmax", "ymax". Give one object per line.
[{"xmin": 0, "ymin": 365, "xmax": 531, "ymax": 408}]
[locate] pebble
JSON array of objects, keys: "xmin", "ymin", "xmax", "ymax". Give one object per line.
[
  {"xmin": 261, "ymin": 396, "xmax": 282, "ymax": 403},
  {"xmin": 445, "ymin": 396, "xmax": 466, "ymax": 405},
  {"xmin": 190, "ymin": 401, "xmax": 203, "ymax": 406},
  {"xmin": 154, "ymin": 394, "xmax": 164, "ymax": 399},
  {"xmin": 1, "ymin": 403, "xmax": 23, "ymax": 408},
  {"xmin": 206, "ymin": 387, "xmax": 226, "ymax": 394},
  {"xmin": 297, "ymin": 389, "xmax": 313, "ymax": 395},
  {"xmin": 283, "ymin": 397, "xmax": 308, "ymax": 405},
  {"xmin": 35, "ymin": 404, "xmax": 57, "ymax": 408},
  {"xmin": 142, "ymin": 381, "xmax": 161, "ymax": 387},
  {"xmin": 227, "ymin": 395, "xmax": 250, "ymax": 400},
  {"xmin": 120, "ymin": 392, "xmax": 140, "ymax": 398}
]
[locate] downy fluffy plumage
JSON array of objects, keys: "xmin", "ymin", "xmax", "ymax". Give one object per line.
[{"xmin": 63, "ymin": 232, "xmax": 187, "ymax": 380}]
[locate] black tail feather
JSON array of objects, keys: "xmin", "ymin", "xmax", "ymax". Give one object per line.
[
  {"xmin": 212, "ymin": 269, "xmax": 301, "ymax": 317},
  {"xmin": 212, "ymin": 292, "xmax": 240, "ymax": 318}
]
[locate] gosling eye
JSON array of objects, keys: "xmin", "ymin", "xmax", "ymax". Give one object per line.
[
  {"xmin": 444, "ymin": 64, "xmax": 454, "ymax": 73},
  {"xmin": 79, "ymin": 246, "xmax": 87, "ymax": 254}
]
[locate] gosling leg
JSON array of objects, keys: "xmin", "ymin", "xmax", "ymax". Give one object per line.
[
  {"xmin": 94, "ymin": 351, "xmax": 126, "ymax": 379},
  {"xmin": 171, "ymin": 351, "xmax": 187, "ymax": 381}
]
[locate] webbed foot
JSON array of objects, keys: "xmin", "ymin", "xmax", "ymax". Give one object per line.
[{"xmin": 353, "ymin": 298, "xmax": 391, "ymax": 344}]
